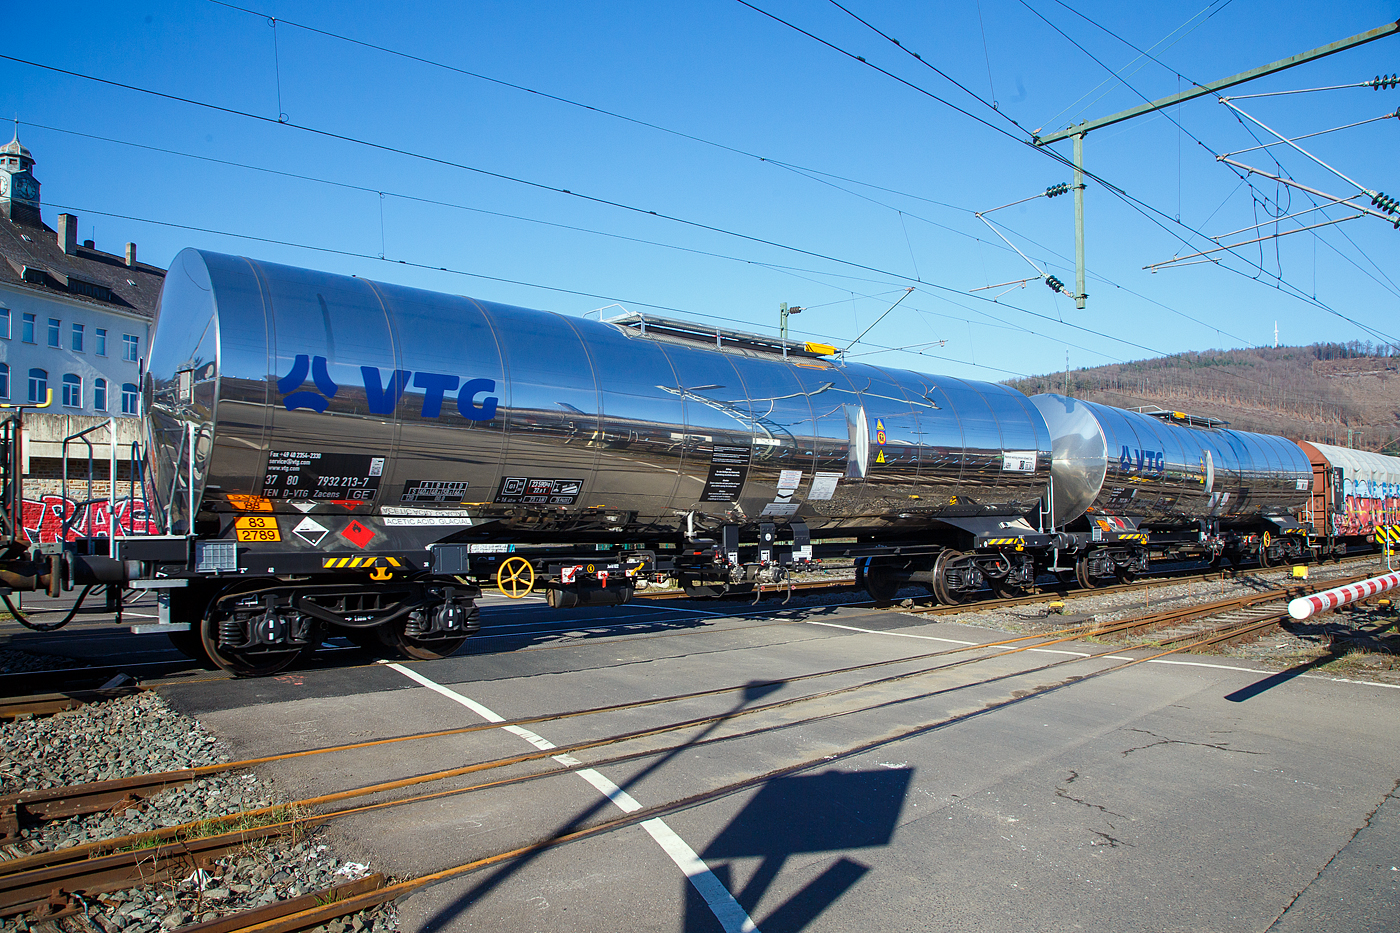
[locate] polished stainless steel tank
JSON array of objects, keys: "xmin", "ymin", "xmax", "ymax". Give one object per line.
[
  {"xmin": 146, "ymin": 250, "xmax": 1052, "ymax": 538},
  {"xmin": 1030, "ymin": 394, "xmax": 1311, "ymax": 526}
]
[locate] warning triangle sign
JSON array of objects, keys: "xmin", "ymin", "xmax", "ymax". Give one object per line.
[
  {"xmin": 876, "ymin": 449, "xmax": 886, "ymax": 464},
  {"xmin": 876, "ymin": 419, "xmax": 885, "ymax": 430}
]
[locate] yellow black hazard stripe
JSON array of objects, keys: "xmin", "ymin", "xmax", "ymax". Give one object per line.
[
  {"xmin": 1378, "ymin": 525, "xmax": 1400, "ymax": 544},
  {"xmin": 322, "ymin": 556, "xmax": 403, "ymax": 569}
]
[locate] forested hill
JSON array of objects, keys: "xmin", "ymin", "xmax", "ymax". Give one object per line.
[{"xmin": 1004, "ymin": 343, "xmax": 1400, "ymax": 455}]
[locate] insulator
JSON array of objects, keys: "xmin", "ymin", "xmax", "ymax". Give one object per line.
[
  {"xmin": 1045, "ymin": 275, "xmax": 1065, "ymax": 293},
  {"xmin": 1045, "ymin": 182, "xmax": 1070, "ymax": 198}
]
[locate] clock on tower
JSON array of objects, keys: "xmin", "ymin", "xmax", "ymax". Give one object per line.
[{"xmin": 0, "ymin": 127, "xmax": 41, "ymax": 223}]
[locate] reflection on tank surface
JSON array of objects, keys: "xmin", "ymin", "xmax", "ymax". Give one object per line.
[
  {"xmin": 145, "ymin": 250, "xmax": 1053, "ymax": 538},
  {"xmin": 1031, "ymin": 394, "xmax": 1311, "ymax": 526}
]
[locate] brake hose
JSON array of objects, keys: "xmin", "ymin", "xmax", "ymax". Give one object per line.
[{"xmin": 4, "ymin": 584, "xmax": 95, "ymax": 633}]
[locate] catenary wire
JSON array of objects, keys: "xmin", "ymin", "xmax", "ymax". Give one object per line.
[
  {"xmin": 213, "ymin": 0, "xmax": 1394, "ymax": 358},
  {"xmin": 730, "ymin": 0, "xmax": 1387, "ymax": 343},
  {"xmin": 38, "ymin": 199, "xmax": 1072, "ymax": 378},
  {"xmin": 0, "ymin": 51, "xmax": 1200, "ymax": 365},
  {"xmin": 7, "ymin": 39, "xmax": 1382, "ymax": 379}
]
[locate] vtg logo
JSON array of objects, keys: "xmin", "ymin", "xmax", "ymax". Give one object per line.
[
  {"xmin": 278, "ymin": 355, "xmax": 499, "ymax": 421},
  {"xmin": 1120, "ymin": 445, "xmax": 1165, "ymax": 475}
]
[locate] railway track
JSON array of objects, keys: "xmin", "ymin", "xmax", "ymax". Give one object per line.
[
  {"xmin": 2, "ymin": 563, "xmax": 1387, "ymax": 928},
  {"xmin": 138, "ymin": 610, "xmax": 1313, "ymax": 931},
  {"xmin": 0, "ymin": 555, "xmax": 1379, "ymax": 700},
  {"xmin": 0, "ymin": 684, "xmax": 145, "ymax": 722}
]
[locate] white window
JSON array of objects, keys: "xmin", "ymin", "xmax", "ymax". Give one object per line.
[
  {"xmin": 93, "ymin": 377, "xmax": 107, "ymax": 411},
  {"xmin": 71, "ymin": 323, "xmax": 83, "ymax": 352},
  {"xmin": 95, "ymin": 328, "xmax": 107, "ymax": 356},
  {"xmin": 47, "ymin": 318, "xmax": 60, "ymax": 348},
  {"xmin": 0, "ymin": 362, "xmax": 9, "ymax": 399},
  {"xmin": 0, "ymin": 307, "xmax": 9, "ymax": 339},
  {"xmin": 28, "ymin": 368, "xmax": 47, "ymax": 403},
  {"xmin": 61, "ymin": 373, "xmax": 82, "ymax": 408},
  {"xmin": 123, "ymin": 334, "xmax": 139, "ymax": 362},
  {"xmin": 121, "ymin": 382, "xmax": 138, "ymax": 414}
]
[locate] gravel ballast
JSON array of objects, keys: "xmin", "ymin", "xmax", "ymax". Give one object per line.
[{"xmin": 0, "ymin": 692, "xmax": 398, "ymax": 933}]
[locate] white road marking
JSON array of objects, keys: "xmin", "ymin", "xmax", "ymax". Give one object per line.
[
  {"xmin": 804, "ymin": 620, "xmax": 979, "ymax": 645},
  {"xmin": 381, "ymin": 662, "xmax": 760, "ymax": 932},
  {"xmin": 807, "ymin": 619, "xmax": 1400, "ymax": 689},
  {"xmin": 642, "ymin": 819, "xmax": 759, "ymax": 933}
]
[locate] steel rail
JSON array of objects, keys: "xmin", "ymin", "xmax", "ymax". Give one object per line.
[
  {"xmin": 7, "ymin": 568, "xmax": 1372, "ymax": 892},
  {"xmin": 164, "ymin": 609, "xmax": 1305, "ymax": 933},
  {"xmin": 2, "ymin": 560, "xmax": 1377, "ymax": 847},
  {"xmin": 9, "ymin": 573, "xmax": 1377, "ymax": 926},
  {"xmin": 0, "ymin": 818, "xmax": 309, "ymax": 916},
  {"xmin": 0, "ymin": 685, "xmax": 146, "ymax": 721}
]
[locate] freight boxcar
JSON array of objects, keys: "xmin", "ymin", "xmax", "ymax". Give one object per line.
[{"xmin": 1297, "ymin": 441, "xmax": 1400, "ymax": 553}]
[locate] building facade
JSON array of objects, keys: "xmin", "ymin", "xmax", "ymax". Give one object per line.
[
  {"xmin": 0, "ymin": 131, "xmax": 163, "ymax": 419},
  {"xmin": 0, "ymin": 131, "xmax": 166, "ymax": 537}
]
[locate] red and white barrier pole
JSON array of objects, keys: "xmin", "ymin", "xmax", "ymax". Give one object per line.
[{"xmin": 1288, "ymin": 571, "xmax": 1400, "ymax": 620}]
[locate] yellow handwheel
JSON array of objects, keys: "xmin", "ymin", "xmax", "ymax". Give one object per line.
[{"xmin": 496, "ymin": 556, "xmax": 536, "ymax": 598}]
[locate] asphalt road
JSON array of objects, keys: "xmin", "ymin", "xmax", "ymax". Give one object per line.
[{"xmin": 115, "ymin": 592, "xmax": 1400, "ymax": 933}]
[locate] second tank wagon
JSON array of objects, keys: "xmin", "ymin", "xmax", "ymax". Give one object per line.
[{"xmin": 1031, "ymin": 393, "xmax": 1314, "ymax": 584}]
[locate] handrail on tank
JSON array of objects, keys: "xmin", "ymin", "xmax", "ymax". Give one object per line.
[
  {"xmin": 128, "ymin": 440, "xmax": 147, "ymax": 537},
  {"xmin": 0, "ymin": 390, "xmax": 54, "ymax": 548},
  {"xmin": 60, "ymin": 420, "xmax": 110, "ymax": 538},
  {"xmin": 159, "ymin": 421, "xmax": 203, "ymax": 536}
]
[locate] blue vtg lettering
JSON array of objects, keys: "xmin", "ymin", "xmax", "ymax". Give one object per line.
[
  {"xmin": 279, "ymin": 356, "xmax": 499, "ymax": 421},
  {"xmin": 1120, "ymin": 445, "xmax": 1165, "ymax": 476}
]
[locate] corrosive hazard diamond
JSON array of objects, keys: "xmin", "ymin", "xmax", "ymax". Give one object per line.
[{"xmin": 292, "ymin": 516, "xmax": 329, "ymax": 547}]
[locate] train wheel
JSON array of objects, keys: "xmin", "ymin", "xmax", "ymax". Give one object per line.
[
  {"xmin": 378, "ymin": 621, "xmax": 468, "ymax": 661},
  {"xmin": 548, "ymin": 586, "xmax": 582, "ymax": 608},
  {"xmin": 1074, "ymin": 555, "xmax": 1096, "ymax": 590},
  {"xmin": 496, "ymin": 557, "xmax": 536, "ymax": 599},
  {"xmin": 933, "ymin": 549, "xmax": 967, "ymax": 605},
  {"xmin": 1114, "ymin": 568, "xmax": 1136, "ymax": 585},
  {"xmin": 1257, "ymin": 532, "xmax": 1274, "ymax": 569},
  {"xmin": 863, "ymin": 560, "xmax": 900, "ymax": 601},
  {"xmin": 199, "ymin": 605, "xmax": 304, "ymax": 678},
  {"xmin": 988, "ymin": 577, "xmax": 1020, "ymax": 599},
  {"xmin": 167, "ymin": 629, "xmax": 215, "ymax": 667},
  {"xmin": 165, "ymin": 584, "xmax": 218, "ymax": 668}
]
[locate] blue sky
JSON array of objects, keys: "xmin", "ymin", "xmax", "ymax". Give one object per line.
[{"xmin": 6, "ymin": 1, "xmax": 1399, "ymax": 383}]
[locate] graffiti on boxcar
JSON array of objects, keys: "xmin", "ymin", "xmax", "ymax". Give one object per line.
[
  {"xmin": 1337, "ymin": 490, "xmax": 1400, "ymax": 536},
  {"xmin": 21, "ymin": 495, "xmax": 160, "ymax": 543}
]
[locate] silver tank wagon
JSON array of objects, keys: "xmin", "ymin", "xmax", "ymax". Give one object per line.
[
  {"xmin": 147, "ymin": 250, "xmax": 1053, "ymax": 541},
  {"xmin": 1029, "ymin": 394, "xmax": 1311, "ymax": 524},
  {"xmin": 1030, "ymin": 393, "xmax": 1313, "ymax": 583}
]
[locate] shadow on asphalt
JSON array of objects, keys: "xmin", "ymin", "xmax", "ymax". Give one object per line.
[
  {"xmin": 1226, "ymin": 611, "xmax": 1400, "ymax": 703},
  {"xmin": 418, "ymin": 680, "xmax": 913, "ymax": 932}
]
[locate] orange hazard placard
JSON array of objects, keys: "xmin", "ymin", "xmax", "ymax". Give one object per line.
[
  {"xmin": 234, "ymin": 515, "xmax": 280, "ymax": 542},
  {"xmin": 228, "ymin": 495, "xmax": 273, "ymax": 512}
]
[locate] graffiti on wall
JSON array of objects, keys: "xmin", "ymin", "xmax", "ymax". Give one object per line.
[{"xmin": 21, "ymin": 495, "xmax": 160, "ymax": 543}]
